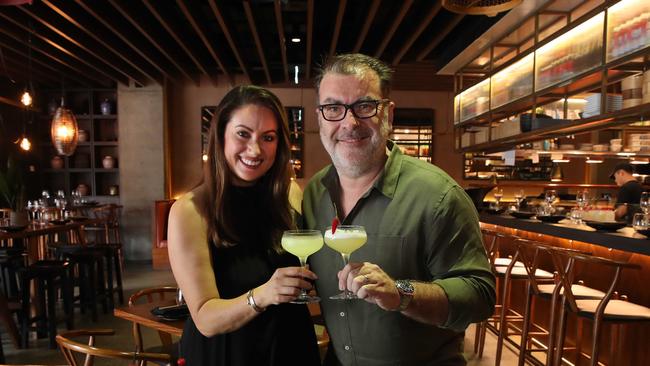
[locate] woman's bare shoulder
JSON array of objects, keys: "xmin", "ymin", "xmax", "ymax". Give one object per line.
[{"xmin": 170, "ymin": 187, "xmax": 205, "ymax": 224}]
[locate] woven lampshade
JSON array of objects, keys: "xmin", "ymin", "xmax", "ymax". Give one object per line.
[
  {"xmin": 442, "ymin": 0, "xmax": 522, "ymax": 17},
  {"xmin": 51, "ymin": 106, "xmax": 78, "ymax": 156}
]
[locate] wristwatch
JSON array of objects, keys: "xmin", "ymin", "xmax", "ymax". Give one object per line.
[{"xmin": 394, "ymin": 280, "xmax": 414, "ymax": 312}]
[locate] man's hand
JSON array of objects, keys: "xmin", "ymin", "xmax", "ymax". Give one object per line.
[{"xmin": 338, "ymin": 261, "xmax": 401, "ymax": 311}]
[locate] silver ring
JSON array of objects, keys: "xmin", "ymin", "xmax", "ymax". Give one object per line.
[{"xmin": 362, "ymin": 274, "xmax": 370, "ymax": 284}]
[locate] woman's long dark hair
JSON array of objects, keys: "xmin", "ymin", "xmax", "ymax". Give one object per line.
[{"xmin": 200, "ymin": 85, "xmax": 293, "ymax": 251}]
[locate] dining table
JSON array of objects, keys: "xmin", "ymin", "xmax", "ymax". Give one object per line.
[
  {"xmin": 113, "ymin": 298, "xmax": 183, "ymax": 355},
  {"xmin": 0, "ymin": 218, "xmax": 102, "ymax": 261}
]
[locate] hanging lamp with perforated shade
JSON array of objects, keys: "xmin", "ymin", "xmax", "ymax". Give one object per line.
[
  {"xmin": 442, "ymin": 0, "xmax": 522, "ymax": 17},
  {"xmin": 50, "ymin": 99, "xmax": 78, "ymax": 156}
]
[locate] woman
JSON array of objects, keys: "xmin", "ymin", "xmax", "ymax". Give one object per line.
[{"xmin": 168, "ymin": 85, "xmax": 320, "ymax": 365}]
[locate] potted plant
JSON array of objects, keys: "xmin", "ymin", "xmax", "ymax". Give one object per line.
[{"xmin": 0, "ymin": 155, "xmax": 28, "ymax": 226}]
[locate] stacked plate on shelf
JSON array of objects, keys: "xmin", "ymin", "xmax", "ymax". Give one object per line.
[{"xmin": 582, "ymin": 94, "xmax": 622, "ymax": 118}]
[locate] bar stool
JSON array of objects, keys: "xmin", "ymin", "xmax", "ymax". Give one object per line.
[
  {"xmin": 18, "ymin": 259, "xmax": 74, "ymax": 349},
  {"xmin": 51, "ymin": 244, "xmax": 109, "ymax": 322},
  {"xmin": 514, "ymin": 240, "xmax": 605, "ymax": 366},
  {"xmin": 549, "ymin": 249, "xmax": 650, "ymax": 366},
  {"xmin": 494, "ymin": 238, "xmax": 555, "ymax": 366},
  {"xmin": 474, "ymin": 228, "xmax": 523, "ymax": 357}
]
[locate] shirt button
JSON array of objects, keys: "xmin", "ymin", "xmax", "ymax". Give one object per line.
[
  {"xmin": 339, "ymin": 312, "xmax": 345, "ymax": 317},
  {"xmin": 344, "ymin": 345, "xmax": 351, "ymax": 351}
]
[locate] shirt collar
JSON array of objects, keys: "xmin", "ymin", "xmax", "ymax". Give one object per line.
[{"xmin": 320, "ymin": 140, "xmax": 403, "ymax": 200}]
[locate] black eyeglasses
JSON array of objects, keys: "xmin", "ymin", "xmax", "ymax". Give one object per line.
[{"xmin": 317, "ymin": 99, "xmax": 389, "ymax": 122}]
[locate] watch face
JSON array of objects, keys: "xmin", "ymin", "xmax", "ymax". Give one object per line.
[{"xmin": 396, "ymin": 280, "xmax": 414, "ymax": 294}]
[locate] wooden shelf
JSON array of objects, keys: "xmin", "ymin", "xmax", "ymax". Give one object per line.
[
  {"xmin": 36, "ymin": 88, "xmax": 119, "ymax": 199},
  {"xmin": 460, "ymin": 102, "xmax": 650, "ymax": 153}
]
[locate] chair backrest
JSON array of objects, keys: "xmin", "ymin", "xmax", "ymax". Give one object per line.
[
  {"xmin": 153, "ymin": 200, "xmax": 175, "ymax": 249},
  {"xmin": 91, "ymin": 204, "xmax": 122, "ymax": 243},
  {"xmin": 547, "ymin": 248, "xmax": 640, "ymax": 316},
  {"xmin": 128, "ymin": 286, "xmax": 178, "ymax": 306},
  {"xmin": 56, "ymin": 329, "xmax": 172, "ymax": 366},
  {"xmin": 0, "ymin": 208, "xmax": 11, "ymax": 219},
  {"xmin": 128, "ymin": 286, "xmax": 179, "ymax": 360}
]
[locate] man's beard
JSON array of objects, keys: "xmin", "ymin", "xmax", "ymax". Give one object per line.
[{"xmin": 325, "ymin": 124, "xmax": 389, "ymax": 178}]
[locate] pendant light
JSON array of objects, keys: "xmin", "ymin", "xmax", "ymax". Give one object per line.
[
  {"xmin": 51, "ymin": 97, "xmax": 78, "ymax": 156},
  {"xmin": 20, "ymin": 24, "xmax": 34, "ymax": 107}
]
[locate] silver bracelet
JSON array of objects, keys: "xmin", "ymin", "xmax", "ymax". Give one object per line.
[{"xmin": 246, "ymin": 289, "xmax": 265, "ymax": 313}]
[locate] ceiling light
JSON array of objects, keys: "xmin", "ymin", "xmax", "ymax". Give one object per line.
[
  {"xmin": 630, "ymin": 158, "xmax": 649, "ymax": 164},
  {"xmin": 15, "ymin": 135, "xmax": 31, "ymax": 151},
  {"xmin": 20, "ymin": 90, "xmax": 32, "ymax": 107},
  {"xmin": 585, "ymin": 157, "xmax": 603, "ymax": 163},
  {"xmin": 294, "ymin": 65, "xmax": 299, "ymax": 85},
  {"xmin": 291, "ymin": 37, "xmax": 301, "ymax": 43},
  {"xmin": 550, "ymin": 164, "xmax": 564, "ymax": 182},
  {"xmin": 51, "ymin": 98, "xmax": 79, "ymax": 156}
]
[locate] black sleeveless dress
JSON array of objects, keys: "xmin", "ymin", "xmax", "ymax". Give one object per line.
[{"xmin": 179, "ymin": 186, "xmax": 320, "ymax": 366}]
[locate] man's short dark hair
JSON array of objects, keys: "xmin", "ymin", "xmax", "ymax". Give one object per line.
[
  {"xmin": 314, "ymin": 53, "xmax": 393, "ymax": 97},
  {"xmin": 609, "ymin": 162, "xmax": 635, "ymax": 180}
]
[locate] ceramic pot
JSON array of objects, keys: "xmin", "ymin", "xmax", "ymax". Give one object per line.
[
  {"xmin": 78, "ymin": 129, "xmax": 89, "ymax": 142},
  {"xmin": 51, "ymin": 156, "xmax": 64, "ymax": 169},
  {"xmin": 100, "ymin": 99, "xmax": 112, "ymax": 115},
  {"xmin": 76, "ymin": 184, "xmax": 89, "ymax": 196},
  {"xmin": 108, "ymin": 185, "xmax": 119, "ymax": 196},
  {"xmin": 102, "ymin": 155, "xmax": 116, "ymax": 169}
]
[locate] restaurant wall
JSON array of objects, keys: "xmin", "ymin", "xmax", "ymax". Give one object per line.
[
  {"xmin": 168, "ymin": 75, "xmax": 463, "ymax": 198},
  {"xmin": 118, "ymin": 83, "xmax": 166, "ymax": 260}
]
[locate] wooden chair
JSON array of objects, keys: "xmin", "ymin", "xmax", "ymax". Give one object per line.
[
  {"xmin": 128, "ymin": 286, "xmax": 178, "ymax": 365},
  {"xmin": 56, "ymin": 329, "xmax": 172, "ymax": 366},
  {"xmin": 549, "ymin": 249, "xmax": 650, "ymax": 366},
  {"xmin": 513, "ymin": 239, "xmax": 603, "ymax": 366}
]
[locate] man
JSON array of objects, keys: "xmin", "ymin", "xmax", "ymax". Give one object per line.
[
  {"xmin": 611, "ymin": 162, "xmax": 643, "ymax": 222},
  {"xmin": 303, "ymin": 53, "xmax": 495, "ymax": 366}
]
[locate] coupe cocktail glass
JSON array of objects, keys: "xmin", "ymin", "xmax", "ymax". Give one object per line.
[
  {"xmin": 281, "ymin": 229, "xmax": 324, "ymax": 303},
  {"xmin": 324, "ymin": 225, "xmax": 367, "ymax": 300}
]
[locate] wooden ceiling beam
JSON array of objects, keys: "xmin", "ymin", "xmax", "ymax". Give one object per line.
[
  {"xmin": 392, "ymin": 1, "xmax": 441, "ymax": 65},
  {"xmin": 243, "ymin": 0, "xmax": 271, "ymax": 85},
  {"xmin": 0, "ymin": 38, "xmax": 93, "ymax": 87},
  {"xmin": 176, "ymin": 0, "xmax": 230, "ymax": 86},
  {"xmin": 328, "ymin": 0, "xmax": 346, "ymax": 57},
  {"xmin": 0, "ymin": 28, "xmax": 109, "ymax": 86},
  {"xmin": 4, "ymin": 53, "xmax": 60, "ymax": 85},
  {"xmin": 0, "ymin": 12, "xmax": 128, "ymax": 85},
  {"xmin": 108, "ymin": 0, "xmax": 196, "ymax": 85},
  {"xmin": 41, "ymin": 0, "xmax": 158, "ymax": 86},
  {"xmin": 19, "ymin": 5, "xmax": 147, "ymax": 86},
  {"xmin": 416, "ymin": 14, "xmax": 464, "ymax": 61},
  {"xmin": 208, "ymin": 0, "xmax": 251, "ymax": 83},
  {"xmin": 353, "ymin": 0, "xmax": 380, "ymax": 53},
  {"xmin": 141, "ymin": 0, "xmax": 209, "ymax": 84},
  {"xmin": 274, "ymin": 0, "xmax": 289, "ymax": 83},
  {"xmin": 306, "ymin": 0, "xmax": 313, "ymax": 80},
  {"xmin": 74, "ymin": 0, "xmax": 172, "ymax": 85},
  {"xmin": 374, "ymin": 0, "xmax": 413, "ymax": 59}
]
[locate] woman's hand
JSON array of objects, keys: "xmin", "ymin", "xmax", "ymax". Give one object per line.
[{"xmin": 254, "ymin": 266, "xmax": 317, "ymax": 308}]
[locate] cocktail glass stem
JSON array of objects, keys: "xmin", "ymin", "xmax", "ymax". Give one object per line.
[
  {"xmin": 296, "ymin": 257, "xmax": 310, "ymax": 301},
  {"xmin": 329, "ymin": 253, "xmax": 357, "ymax": 300}
]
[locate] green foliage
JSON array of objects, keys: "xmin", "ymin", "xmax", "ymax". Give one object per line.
[{"xmin": 0, "ymin": 155, "xmax": 25, "ymax": 211}]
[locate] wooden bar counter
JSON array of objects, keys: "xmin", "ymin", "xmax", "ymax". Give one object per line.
[{"xmin": 480, "ymin": 212, "xmax": 650, "ymax": 365}]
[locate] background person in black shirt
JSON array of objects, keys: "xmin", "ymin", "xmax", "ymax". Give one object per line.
[{"xmin": 611, "ymin": 162, "xmax": 643, "ymax": 222}]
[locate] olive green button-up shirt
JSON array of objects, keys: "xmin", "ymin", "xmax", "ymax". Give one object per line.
[{"xmin": 303, "ymin": 142, "xmax": 495, "ymax": 366}]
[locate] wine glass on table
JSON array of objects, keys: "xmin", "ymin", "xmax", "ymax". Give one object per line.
[
  {"xmin": 640, "ymin": 192, "xmax": 650, "ymax": 214},
  {"xmin": 281, "ymin": 229, "xmax": 324, "ymax": 303},
  {"xmin": 514, "ymin": 189, "xmax": 525, "ymax": 211},
  {"xmin": 324, "ymin": 225, "xmax": 367, "ymax": 300},
  {"xmin": 493, "ymin": 188, "xmax": 504, "ymax": 210}
]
